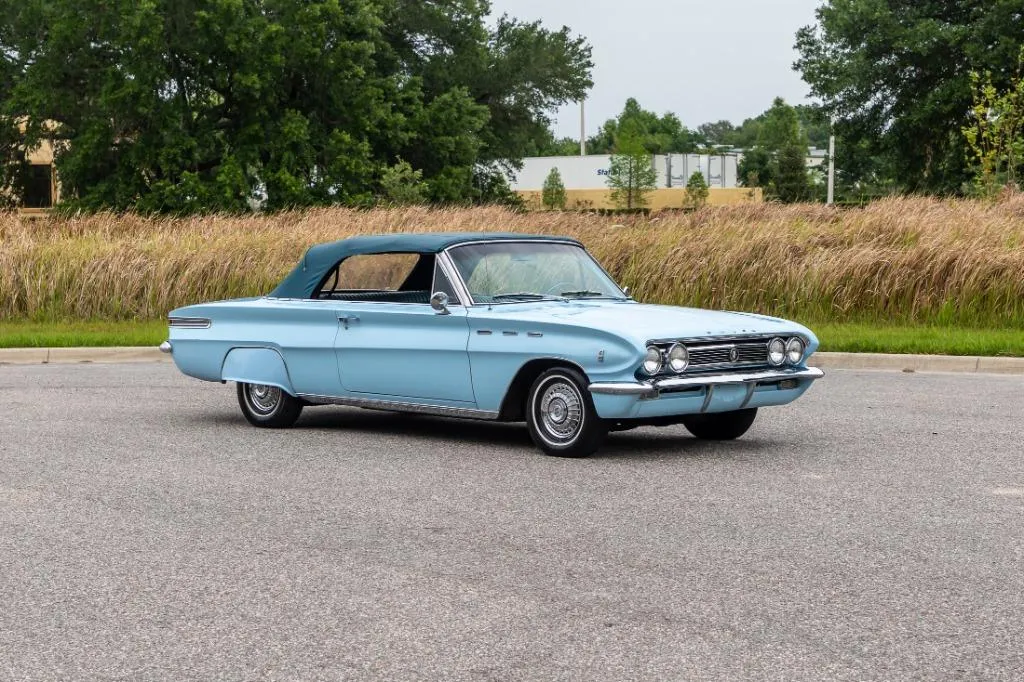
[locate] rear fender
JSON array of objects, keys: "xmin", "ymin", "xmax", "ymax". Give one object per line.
[{"xmin": 221, "ymin": 347, "xmax": 296, "ymax": 396}]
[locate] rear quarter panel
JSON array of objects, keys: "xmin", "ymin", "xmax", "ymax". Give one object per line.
[{"xmin": 168, "ymin": 298, "xmax": 341, "ymax": 397}]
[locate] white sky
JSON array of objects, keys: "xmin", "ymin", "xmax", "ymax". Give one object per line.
[{"xmin": 487, "ymin": 0, "xmax": 822, "ymax": 137}]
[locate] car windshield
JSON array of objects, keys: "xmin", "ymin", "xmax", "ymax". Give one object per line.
[{"xmin": 447, "ymin": 241, "xmax": 626, "ymax": 303}]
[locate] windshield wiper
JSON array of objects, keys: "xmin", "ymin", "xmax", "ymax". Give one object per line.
[
  {"xmin": 561, "ymin": 290, "xmax": 623, "ymax": 299},
  {"xmin": 492, "ymin": 292, "xmax": 567, "ymax": 302}
]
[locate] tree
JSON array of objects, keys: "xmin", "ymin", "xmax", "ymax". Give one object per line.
[
  {"xmin": 0, "ymin": 0, "xmax": 594, "ymax": 212},
  {"xmin": 541, "ymin": 168, "xmax": 567, "ymax": 209},
  {"xmin": 774, "ymin": 144, "xmax": 810, "ymax": 203},
  {"xmin": 589, "ymin": 98, "xmax": 701, "ymax": 155},
  {"xmin": 757, "ymin": 98, "xmax": 806, "ymax": 153},
  {"xmin": 684, "ymin": 170, "xmax": 709, "ymax": 209},
  {"xmin": 962, "ymin": 50, "xmax": 1024, "ymax": 196},
  {"xmin": 796, "ymin": 0, "xmax": 1024, "ymax": 194},
  {"xmin": 736, "ymin": 98, "xmax": 809, "ymax": 201},
  {"xmin": 381, "ymin": 3, "xmax": 593, "ymax": 180},
  {"xmin": 533, "ymin": 129, "xmax": 583, "ymax": 156},
  {"xmin": 738, "ymin": 147, "xmax": 773, "ymax": 189},
  {"xmin": 697, "ymin": 121, "xmax": 737, "ymax": 147},
  {"xmin": 606, "ymin": 135, "xmax": 657, "ymax": 209},
  {"xmin": 379, "ymin": 159, "xmax": 426, "ymax": 205}
]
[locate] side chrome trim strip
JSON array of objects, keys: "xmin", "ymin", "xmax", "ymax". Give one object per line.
[
  {"xmin": 297, "ymin": 393, "xmax": 500, "ymax": 421},
  {"xmin": 589, "ymin": 367, "xmax": 825, "ymax": 398},
  {"xmin": 168, "ymin": 317, "xmax": 212, "ymax": 329}
]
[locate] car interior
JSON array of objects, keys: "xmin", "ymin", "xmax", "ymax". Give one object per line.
[{"xmin": 313, "ymin": 252, "xmax": 459, "ymax": 305}]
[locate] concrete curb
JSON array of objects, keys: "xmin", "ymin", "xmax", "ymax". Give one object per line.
[
  {"xmin": 1, "ymin": 347, "xmax": 1023, "ymax": 375},
  {"xmin": 811, "ymin": 352, "xmax": 1024, "ymax": 375},
  {"xmin": 0, "ymin": 347, "xmax": 171, "ymax": 365}
]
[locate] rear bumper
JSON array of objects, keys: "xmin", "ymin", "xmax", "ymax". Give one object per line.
[{"xmin": 589, "ymin": 367, "xmax": 824, "ymax": 403}]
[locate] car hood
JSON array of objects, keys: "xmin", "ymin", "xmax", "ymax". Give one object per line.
[{"xmin": 479, "ymin": 301, "xmax": 817, "ymax": 346}]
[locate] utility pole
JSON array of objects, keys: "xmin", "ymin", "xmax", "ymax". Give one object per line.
[
  {"xmin": 826, "ymin": 119, "xmax": 836, "ymax": 205},
  {"xmin": 579, "ymin": 100, "xmax": 586, "ymax": 156}
]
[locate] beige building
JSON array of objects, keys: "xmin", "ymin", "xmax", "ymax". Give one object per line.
[
  {"xmin": 518, "ymin": 186, "xmax": 762, "ymax": 211},
  {"xmin": 5, "ymin": 120, "xmax": 61, "ymax": 212},
  {"xmin": 21, "ymin": 138, "xmax": 60, "ymax": 211}
]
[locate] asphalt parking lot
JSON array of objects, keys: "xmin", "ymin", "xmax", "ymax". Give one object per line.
[{"xmin": 1, "ymin": 363, "xmax": 1022, "ymax": 681}]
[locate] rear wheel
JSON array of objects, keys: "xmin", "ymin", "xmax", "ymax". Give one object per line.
[
  {"xmin": 526, "ymin": 368, "xmax": 607, "ymax": 458},
  {"xmin": 682, "ymin": 408, "xmax": 758, "ymax": 440},
  {"xmin": 237, "ymin": 382, "xmax": 303, "ymax": 428}
]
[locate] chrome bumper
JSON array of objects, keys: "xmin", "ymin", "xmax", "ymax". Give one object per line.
[
  {"xmin": 589, "ymin": 367, "xmax": 825, "ymax": 400},
  {"xmin": 158, "ymin": 341, "xmax": 173, "ymax": 354}
]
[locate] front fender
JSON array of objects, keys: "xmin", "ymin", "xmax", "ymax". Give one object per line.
[{"xmin": 221, "ymin": 347, "xmax": 296, "ymax": 396}]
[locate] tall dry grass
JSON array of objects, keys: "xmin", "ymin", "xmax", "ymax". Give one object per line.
[{"xmin": 2, "ymin": 196, "xmax": 1023, "ymax": 326}]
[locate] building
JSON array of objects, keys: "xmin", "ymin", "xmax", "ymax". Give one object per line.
[
  {"xmin": 3, "ymin": 120, "xmax": 62, "ymax": 212},
  {"xmin": 20, "ymin": 137, "xmax": 61, "ymax": 211},
  {"xmin": 509, "ymin": 154, "xmax": 761, "ymax": 210}
]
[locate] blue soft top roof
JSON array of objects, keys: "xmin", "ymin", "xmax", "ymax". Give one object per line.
[{"xmin": 269, "ymin": 232, "xmax": 581, "ymax": 299}]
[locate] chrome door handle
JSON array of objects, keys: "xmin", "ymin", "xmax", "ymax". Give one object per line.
[{"xmin": 338, "ymin": 314, "xmax": 360, "ymax": 329}]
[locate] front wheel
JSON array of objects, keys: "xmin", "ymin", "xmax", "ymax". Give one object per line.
[
  {"xmin": 682, "ymin": 408, "xmax": 758, "ymax": 440},
  {"xmin": 237, "ymin": 382, "xmax": 303, "ymax": 428},
  {"xmin": 526, "ymin": 368, "xmax": 607, "ymax": 458}
]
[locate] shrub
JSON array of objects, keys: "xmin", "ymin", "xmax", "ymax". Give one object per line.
[{"xmin": 541, "ymin": 168, "xmax": 567, "ymax": 210}]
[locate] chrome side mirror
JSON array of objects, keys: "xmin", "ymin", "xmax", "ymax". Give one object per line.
[
  {"xmin": 622, "ymin": 286, "xmax": 631, "ymax": 297},
  {"xmin": 430, "ymin": 291, "xmax": 450, "ymax": 315}
]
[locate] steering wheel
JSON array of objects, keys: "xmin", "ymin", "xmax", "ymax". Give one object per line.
[{"xmin": 543, "ymin": 281, "xmax": 576, "ymax": 296}]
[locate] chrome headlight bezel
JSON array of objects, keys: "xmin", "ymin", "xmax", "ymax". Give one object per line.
[
  {"xmin": 785, "ymin": 337, "xmax": 806, "ymax": 365},
  {"xmin": 667, "ymin": 343, "xmax": 689, "ymax": 373},
  {"xmin": 767, "ymin": 337, "xmax": 787, "ymax": 366},
  {"xmin": 641, "ymin": 346, "xmax": 663, "ymax": 375}
]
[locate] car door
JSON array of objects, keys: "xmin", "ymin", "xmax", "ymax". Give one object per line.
[{"xmin": 333, "ymin": 301, "xmax": 475, "ymax": 403}]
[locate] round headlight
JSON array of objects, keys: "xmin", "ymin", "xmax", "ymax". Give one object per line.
[
  {"xmin": 667, "ymin": 344, "xmax": 689, "ymax": 373},
  {"xmin": 768, "ymin": 338, "xmax": 786, "ymax": 366},
  {"xmin": 786, "ymin": 337, "xmax": 805, "ymax": 365},
  {"xmin": 642, "ymin": 346, "xmax": 663, "ymax": 375}
]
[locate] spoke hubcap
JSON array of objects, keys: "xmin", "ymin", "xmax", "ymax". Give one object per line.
[
  {"xmin": 247, "ymin": 384, "xmax": 281, "ymax": 414},
  {"xmin": 539, "ymin": 380, "xmax": 583, "ymax": 443}
]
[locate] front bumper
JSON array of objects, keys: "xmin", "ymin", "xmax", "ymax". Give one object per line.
[{"xmin": 589, "ymin": 367, "xmax": 824, "ymax": 408}]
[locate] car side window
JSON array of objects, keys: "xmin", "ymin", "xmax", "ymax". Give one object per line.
[
  {"xmin": 315, "ymin": 253, "xmax": 435, "ymax": 304},
  {"xmin": 432, "ymin": 261, "xmax": 461, "ymax": 306}
]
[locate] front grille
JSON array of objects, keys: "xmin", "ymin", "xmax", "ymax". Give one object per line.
[
  {"xmin": 688, "ymin": 341, "xmax": 768, "ymax": 370},
  {"xmin": 642, "ymin": 336, "xmax": 773, "ymax": 378}
]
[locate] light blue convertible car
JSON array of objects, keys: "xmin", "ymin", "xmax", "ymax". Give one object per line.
[{"xmin": 162, "ymin": 233, "xmax": 822, "ymax": 457}]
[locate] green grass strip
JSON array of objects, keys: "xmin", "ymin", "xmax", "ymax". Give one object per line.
[
  {"xmin": 0, "ymin": 320, "xmax": 168, "ymax": 348},
  {"xmin": 809, "ymin": 322, "xmax": 1024, "ymax": 357},
  {"xmin": 1, "ymin": 319, "xmax": 1023, "ymax": 357}
]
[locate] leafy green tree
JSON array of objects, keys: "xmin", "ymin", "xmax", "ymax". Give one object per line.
[
  {"xmin": 589, "ymin": 98, "xmax": 701, "ymax": 154},
  {"xmin": 738, "ymin": 147, "xmax": 773, "ymax": 189},
  {"xmin": 684, "ymin": 170, "xmax": 709, "ymax": 209},
  {"xmin": 382, "ymin": 2, "xmax": 593, "ymax": 178},
  {"xmin": 774, "ymin": 144, "xmax": 810, "ymax": 203},
  {"xmin": 757, "ymin": 98, "xmax": 806, "ymax": 153},
  {"xmin": 380, "ymin": 159, "xmax": 427, "ymax": 205},
  {"xmin": 796, "ymin": 0, "xmax": 1024, "ymax": 194},
  {"xmin": 697, "ymin": 121, "xmax": 736, "ymax": 147},
  {"xmin": 533, "ymin": 129, "xmax": 583, "ymax": 156},
  {"xmin": 962, "ymin": 50, "xmax": 1024, "ymax": 196},
  {"xmin": 795, "ymin": 105, "xmax": 831, "ymax": 150},
  {"xmin": 606, "ymin": 134, "xmax": 657, "ymax": 209},
  {"xmin": 736, "ymin": 98, "xmax": 809, "ymax": 201},
  {"xmin": 0, "ymin": 0, "xmax": 593, "ymax": 212},
  {"xmin": 541, "ymin": 168, "xmax": 567, "ymax": 209}
]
